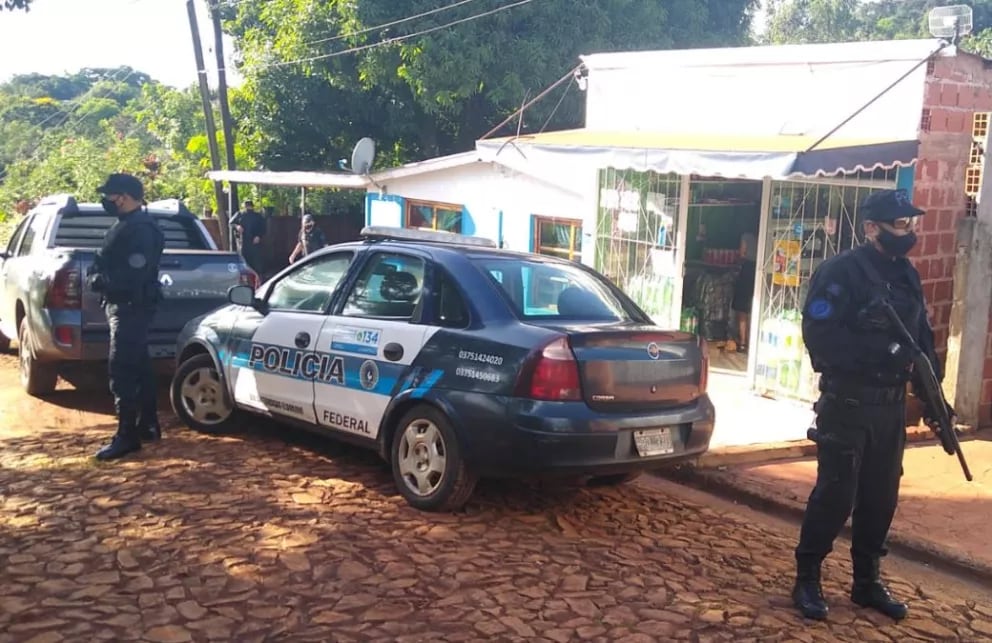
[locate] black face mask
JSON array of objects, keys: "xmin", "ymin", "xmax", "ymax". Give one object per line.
[
  {"xmin": 101, "ymin": 197, "xmax": 119, "ymax": 216},
  {"xmin": 876, "ymin": 228, "xmax": 917, "ymax": 257}
]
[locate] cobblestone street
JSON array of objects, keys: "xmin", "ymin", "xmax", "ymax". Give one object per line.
[{"xmin": 2, "ymin": 355, "xmax": 991, "ymax": 642}]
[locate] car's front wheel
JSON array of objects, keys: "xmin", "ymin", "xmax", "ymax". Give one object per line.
[
  {"xmin": 171, "ymin": 353, "xmax": 234, "ymax": 433},
  {"xmin": 391, "ymin": 405, "xmax": 477, "ymax": 512}
]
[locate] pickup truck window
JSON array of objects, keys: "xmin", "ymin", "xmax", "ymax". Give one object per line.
[
  {"xmin": 4, "ymin": 217, "xmax": 30, "ymax": 255},
  {"xmin": 16, "ymin": 215, "xmax": 44, "ymax": 257},
  {"xmin": 53, "ymin": 213, "xmax": 210, "ymax": 250}
]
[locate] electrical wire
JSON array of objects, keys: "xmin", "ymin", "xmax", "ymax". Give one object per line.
[{"xmin": 238, "ymin": 0, "xmax": 539, "ymax": 72}]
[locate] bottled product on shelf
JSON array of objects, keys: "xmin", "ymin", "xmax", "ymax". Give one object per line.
[{"xmin": 754, "ymin": 309, "xmax": 810, "ymax": 399}]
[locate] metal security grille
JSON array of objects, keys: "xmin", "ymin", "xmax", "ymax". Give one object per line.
[
  {"xmin": 595, "ymin": 169, "xmax": 682, "ymax": 328},
  {"xmin": 754, "ymin": 171, "xmax": 898, "ymax": 401}
]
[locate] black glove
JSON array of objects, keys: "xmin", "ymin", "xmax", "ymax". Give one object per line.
[
  {"xmin": 87, "ymin": 273, "xmax": 106, "ymax": 293},
  {"xmin": 923, "ymin": 400, "xmax": 955, "ymax": 425}
]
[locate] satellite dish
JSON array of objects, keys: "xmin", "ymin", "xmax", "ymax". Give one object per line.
[
  {"xmin": 351, "ymin": 137, "xmax": 376, "ymax": 175},
  {"xmin": 928, "ymin": 5, "xmax": 973, "ymax": 40}
]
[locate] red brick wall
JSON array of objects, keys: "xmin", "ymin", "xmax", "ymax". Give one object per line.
[{"xmin": 913, "ymin": 53, "xmax": 992, "ymax": 424}]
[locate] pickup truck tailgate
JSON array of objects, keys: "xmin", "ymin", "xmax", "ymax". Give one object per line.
[{"xmin": 81, "ymin": 250, "xmax": 246, "ymax": 341}]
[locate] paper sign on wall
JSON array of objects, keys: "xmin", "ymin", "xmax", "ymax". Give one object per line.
[{"xmin": 772, "ymin": 239, "xmax": 801, "ymax": 287}]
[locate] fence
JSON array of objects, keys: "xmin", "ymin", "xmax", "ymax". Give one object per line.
[{"xmin": 200, "ymin": 212, "xmax": 364, "ymax": 279}]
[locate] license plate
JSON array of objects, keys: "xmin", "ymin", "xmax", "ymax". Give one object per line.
[{"xmin": 633, "ymin": 428, "xmax": 675, "ymax": 457}]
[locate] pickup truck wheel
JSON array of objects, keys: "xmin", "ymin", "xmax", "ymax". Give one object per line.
[
  {"xmin": 391, "ymin": 405, "xmax": 477, "ymax": 512},
  {"xmin": 18, "ymin": 318, "xmax": 58, "ymax": 397},
  {"xmin": 171, "ymin": 354, "xmax": 234, "ymax": 433}
]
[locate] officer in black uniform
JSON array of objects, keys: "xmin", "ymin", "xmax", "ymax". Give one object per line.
[
  {"xmin": 231, "ymin": 200, "xmax": 266, "ymax": 275},
  {"xmin": 88, "ymin": 173, "xmax": 165, "ymax": 461},
  {"xmin": 288, "ymin": 214, "xmax": 328, "ymax": 263},
  {"xmin": 792, "ymin": 188, "xmax": 944, "ymax": 622}
]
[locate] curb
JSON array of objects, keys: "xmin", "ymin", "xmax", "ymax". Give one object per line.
[
  {"xmin": 696, "ymin": 423, "xmax": 981, "ymax": 469},
  {"xmin": 658, "ymin": 448, "xmax": 992, "ymax": 587}
]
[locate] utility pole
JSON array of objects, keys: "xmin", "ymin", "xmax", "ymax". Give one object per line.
[
  {"xmin": 186, "ymin": 0, "xmax": 229, "ymax": 249},
  {"xmin": 209, "ymin": 0, "xmax": 239, "ymax": 213}
]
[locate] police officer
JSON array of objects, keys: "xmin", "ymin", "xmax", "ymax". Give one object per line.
[
  {"xmin": 231, "ymin": 200, "xmax": 266, "ymax": 274},
  {"xmin": 288, "ymin": 214, "xmax": 328, "ymax": 263},
  {"xmin": 88, "ymin": 173, "xmax": 165, "ymax": 461},
  {"xmin": 792, "ymin": 188, "xmax": 943, "ymax": 621}
]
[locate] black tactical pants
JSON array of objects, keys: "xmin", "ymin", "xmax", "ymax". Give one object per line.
[
  {"xmin": 795, "ymin": 393, "xmax": 907, "ymax": 568},
  {"xmin": 106, "ymin": 303, "xmax": 157, "ymax": 436},
  {"xmin": 241, "ymin": 241, "xmax": 264, "ymax": 276}
]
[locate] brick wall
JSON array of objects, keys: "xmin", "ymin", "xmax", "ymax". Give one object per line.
[{"xmin": 913, "ymin": 52, "xmax": 992, "ymax": 424}]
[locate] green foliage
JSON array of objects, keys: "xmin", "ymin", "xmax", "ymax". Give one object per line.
[
  {"xmin": 765, "ymin": 0, "xmax": 992, "ymax": 54},
  {"xmin": 0, "ymin": 67, "xmax": 242, "ymax": 222},
  {"xmin": 226, "ymin": 0, "xmax": 759, "ymax": 168}
]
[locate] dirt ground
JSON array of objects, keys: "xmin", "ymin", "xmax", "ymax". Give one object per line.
[{"xmin": 2, "ymin": 353, "xmax": 992, "ymax": 642}]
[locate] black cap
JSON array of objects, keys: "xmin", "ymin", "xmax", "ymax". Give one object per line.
[
  {"xmin": 97, "ymin": 173, "xmax": 144, "ymax": 200},
  {"xmin": 860, "ymin": 188, "xmax": 924, "ymax": 222}
]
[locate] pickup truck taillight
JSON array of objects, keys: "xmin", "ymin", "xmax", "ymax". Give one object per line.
[
  {"xmin": 239, "ymin": 267, "xmax": 259, "ymax": 290},
  {"xmin": 46, "ymin": 266, "xmax": 82, "ymax": 310}
]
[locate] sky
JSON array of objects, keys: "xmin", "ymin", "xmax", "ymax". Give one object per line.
[
  {"xmin": 0, "ymin": 0, "xmax": 241, "ymax": 89},
  {"xmin": 0, "ymin": 0, "xmax": 771, "ymax": 90}
]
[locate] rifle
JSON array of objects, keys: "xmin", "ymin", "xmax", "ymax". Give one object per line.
[{"xmin": 879, "ymin": 300, "xmax": 973, "ymax": 482}]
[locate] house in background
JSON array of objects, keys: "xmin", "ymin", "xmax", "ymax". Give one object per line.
[{"xmin": 212, "ymin": 36, "xmax": 992, "ymax": 444}]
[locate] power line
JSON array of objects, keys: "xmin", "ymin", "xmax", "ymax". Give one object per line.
[
  {"xmin": 240, "ymin": 0, "xmax": 538, "ymax": 72},
  {"xmin": 298, "ymin": 0, "xmax": 483, "ymax": 49}
]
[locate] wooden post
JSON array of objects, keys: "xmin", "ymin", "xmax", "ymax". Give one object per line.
[
  {"xmin": 186, "ymin": 0, "xmax": 229, "ymax": 249},
  {"xmin": 208, "ymin": 0, "xmax": 240, "ymax": 213}
]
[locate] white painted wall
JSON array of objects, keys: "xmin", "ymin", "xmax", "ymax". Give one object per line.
[
  {"xmin": 581, "ymin": 39, "xmax": 941, "ymax": 141},
  {"xmin": 367, "ymin": 161, "xmax": 595, "ymax": 260}
]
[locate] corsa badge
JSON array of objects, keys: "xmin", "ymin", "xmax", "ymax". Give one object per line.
[{"xmin": 646, "ymin": 342, "xmax": 661, "ymax": 360}]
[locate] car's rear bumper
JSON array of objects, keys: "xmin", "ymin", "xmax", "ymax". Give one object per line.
[
  {"xmin": 454, "ymin": 393, "xmax": 715, "ymax": 476},
  {"xmin": 29, "ymin": 309, "xmax": 182, "ymax": 363}
]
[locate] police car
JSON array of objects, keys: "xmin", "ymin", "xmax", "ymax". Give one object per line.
[{"xmin": 170, "ymin": 227, "xmax": 714, "ymax": 511}]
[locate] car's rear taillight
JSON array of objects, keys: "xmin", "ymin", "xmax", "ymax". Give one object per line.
[
  {"xmin": 239, "ymin": 267, "xmax": 259, "ymax": 289},
  {"xmin": 515, "ymin": 337, "xmax": 582, "ymax": 401},
  {"xmin": 46, "ymin": 265, "xmax": 82, "ymax": 309}
]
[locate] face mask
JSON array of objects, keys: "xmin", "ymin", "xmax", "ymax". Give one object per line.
[
  {"xmin": 876, "ymin": 228, "xmax": 917, "ymax": 256},
  {"xmin": 101, "ymin": 197, "xmax": 119, "ymax": 216}
]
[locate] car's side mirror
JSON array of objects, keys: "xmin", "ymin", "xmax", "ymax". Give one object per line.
[{"xmin": 228, "ymin": 284, "xmax": 267, "ymax": 314}]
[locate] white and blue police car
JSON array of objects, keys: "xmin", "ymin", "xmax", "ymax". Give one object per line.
[{"xmin": 170, "ymin": 227, "xmax": 714, "ymax": 511}]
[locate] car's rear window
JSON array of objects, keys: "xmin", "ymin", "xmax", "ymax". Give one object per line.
[
  {"xmin": 473, "ymin": 257, "xmax": 632, "ymax": 322},
  {"xmin": 54, "ymin": 213, "xmax": 209, "ymax": 250}
]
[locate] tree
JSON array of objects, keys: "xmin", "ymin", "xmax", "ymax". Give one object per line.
[
  {"xmin": 226, "ymin": 0, "xmax": 759, "ymax": 171},
  {"xmin": 764, "ymin": 0, "xmax": 992, "ymax": 53}
]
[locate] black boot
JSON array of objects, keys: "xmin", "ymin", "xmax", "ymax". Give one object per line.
[
  {"xmin": 96, "ymin": 406, "xmax": 141, "ymax": 461},
  {"xmin": 851, "ymin": 557, "xmax": 907, "ymax": 620},
  {"xmin": 792, "ymin": 558, "xmax": 829, "ymax": 620},
  {"xmin": 137, "ymin": 413, "xmax": 161, "ymax": 442}
]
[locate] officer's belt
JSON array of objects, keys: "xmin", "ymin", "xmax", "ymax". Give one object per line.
[{"xmin": 819, "ymin": 378, "xmax": 906, "ymax": 406}]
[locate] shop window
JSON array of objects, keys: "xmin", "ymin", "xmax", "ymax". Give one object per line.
[
  {"xmin": 533, "ymin": 216, "xmax": 582, "ymax": 261},
  {"xmin": 405, "ymin": 199, "xmax": 463, "ymax": 233}
]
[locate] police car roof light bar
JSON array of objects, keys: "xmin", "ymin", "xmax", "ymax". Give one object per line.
[{"xmin": 359, "ymin": 226, "xmax": 498, "ymax": 248}]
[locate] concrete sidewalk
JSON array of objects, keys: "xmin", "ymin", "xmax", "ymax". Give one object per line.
[{"xmin": 665, "ymin": 436, "xmax": 992, "ymax": 582}]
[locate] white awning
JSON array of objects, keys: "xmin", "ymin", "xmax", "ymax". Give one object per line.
[{"xmin": 206, "ymin": 170, "xmax": 368, "ymax": 189}]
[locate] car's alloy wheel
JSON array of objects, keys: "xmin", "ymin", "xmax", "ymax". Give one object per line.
[
  {"xmin": 391, "ymin": 405, "xmax": 476, "ymax": 512},
  {"xmin": 171, "ymin": 353, "xmax": 234, "ymax": 432}
]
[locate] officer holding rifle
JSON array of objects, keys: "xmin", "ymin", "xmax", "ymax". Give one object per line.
[{"xmin": 792, "ymin": 189, "xmax": 950, "ymax": 622}]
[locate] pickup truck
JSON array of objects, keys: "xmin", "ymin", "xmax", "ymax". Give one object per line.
[{"xmin": 0, "ymin": 194, "xmax": 257, "ymax": 396}]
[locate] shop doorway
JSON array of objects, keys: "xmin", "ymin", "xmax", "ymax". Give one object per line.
[{"xmin": 680, "ymin": 177, "xmax": 762, "ymax": 373}]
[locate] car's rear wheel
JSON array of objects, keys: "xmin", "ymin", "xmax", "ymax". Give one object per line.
[
  {"xmin": 391, "ymin": 405, "xmax": 477, "ymax": 512},
  {"xmin": 19, "ymin": 317, "xmax": 58, "ymax": 397},
  {"xmin": 171, "ymin": 353, "xmax": 234, "ymax": 433}
]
